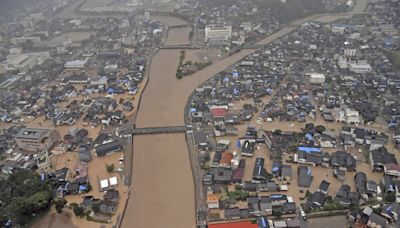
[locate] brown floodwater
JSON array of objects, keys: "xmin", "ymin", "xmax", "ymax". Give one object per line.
[
  {"xmin": 123, "ymin": 134, "xmax": 196, "ymax": 228},
  {"xmin": 164, "ymin": 27, "xmax": 192, "ymax": 46},
  {"xmin": 124, "ymin": 1, "xmax": 371, "ymax": 225},
  {"xmin": 309, "ymin": 215, "xmax": 349, "ymax": 228},
  {"xmin": 135, "ymin": 49, "xmax": 252, "ymax": 128}
]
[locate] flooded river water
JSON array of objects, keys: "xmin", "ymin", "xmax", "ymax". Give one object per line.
[{"xmin": 124, "ymin": 1, "xmax": 369, "ymax": 227}]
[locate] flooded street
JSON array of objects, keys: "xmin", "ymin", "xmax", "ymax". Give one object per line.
[
  {"xmin": 124, "ymin": 1, "xmax": 370, "ymax": 226},
  {"xmin": 48, "ymin": 0, "xmax": 375, "ymax": 227}
]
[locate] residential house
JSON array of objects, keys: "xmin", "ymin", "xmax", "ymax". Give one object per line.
[
  {"xmin": 241, "ymin": 140, "xmax": 256, "ymax": 157},
  {"xmin": 370, "ymin": 148, "xmax": 397, "ymax": 172},
  {"xmin": 232, "ymin": 159, "xmax": 245, "ymax": 183},
  {"xmin": 355, "ymin": 172, "xmax": 367, "ymax": 196},
  {"xmin": 331, "ymin": 151, "xmax": 356, "ymax": 171},
  {"xmin": 207, "ymin": 194, "xmax": 220, "ymax": 209},
  {"xmin": 384, "ymin": 163, "xmax": 400, "ymax": 178},
  {"xmin": 220, "ymin": 152, "xmax": 233, "ymax": 168},
  {"xmin": 309, "ymin": 191, "xmax": 326, "ymax": 209},
  {"xmin": 318, "ymin": 180, "xmax": 330, "ymax": 194},
  {"xmin": 95, "ymin": 140, "xmax": 123, "ymax": 157},
  {"xmin": 281, "ymin": 165, "xmax": 292, "ymax": 183},
  {"xmin": 253, "ymin": 157, "xmax": 267, "ymax": 182},
  {"xmin": 209, "ymin": 168, "xmax": 232, "ymax": 184},
  {"xmin": 367, "ymin": 213, "xmax": 388, "ymax": 228},
  {"xmin": 298, "ymin": 166, "xmax": 313, "ymax": 187},
  {"xmin": 224, "ymin": 207, "xmax": 241, "ymax": 220},
  {"xmin": 381, "ymin": 203, "xmax": 400, "ymax": 222}
]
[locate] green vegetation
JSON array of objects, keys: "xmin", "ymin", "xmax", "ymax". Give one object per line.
[
  {"xmin": 176, "ymin": 50, "xmax": 212, "ymax": 79},
  {"xmin": 322, "ymin": 202, "xmax": 345, "ymax": 211},
  {"xmin": 226, "ymin": 190, "xmax": 249, "ymax": 201},
  {"xmin": 70, "ymin": 202, "xmax": 85, "ymax": 217},
  {"xmin": 387, "ymin": 51, "xmax": 400, "ymax": 70},
  {"xmin": 201, "ymin": 163, "xmax": 210, "ymax": 170},
  {"xmin": 0, "ymin": 170, "xmax": 54, "ymax": 226},
  {"xmin": 54, "ymin": 198, "xmax": 67, "ymax": 213},
  {"xmin": 315, "ymin": 125, "xmax": 326, "ymax": 134},
  {"xmin": 105, "ymin": 163, "xmax": 115, "ymax": 173}
]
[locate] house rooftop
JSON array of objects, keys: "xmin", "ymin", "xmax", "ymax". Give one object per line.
[{"xmin": 16, "ymin": 128, "xmax": 52, "ymax": 140}]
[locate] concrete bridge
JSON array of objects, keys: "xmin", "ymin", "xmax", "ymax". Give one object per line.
[
  {"xmin": 132, "ymin": 126, "xmax": 187, "ymax": 135},
  {"xmin": 159, "ymin": 45, "xmax": 199, "ymax": 49},
  {"xmin": 242, "ymin": 43, "xmax": 268, "ymax": 49}
]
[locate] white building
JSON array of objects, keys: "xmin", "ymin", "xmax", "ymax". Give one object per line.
[
  {"xmin": 338, "ymin": 56, "xmax": 349, "ymax": 69},
  {"xmin": 8, "ymin": 55, "xmax": 38, "ymax": 72},
  {"xmin": 11, "ymin": 36, "xmax": 41, "ymax": 45},
  {"xmin": 344, "ymin": 49, "xmax": 357, "ymax": 57},
  {"xmin": 205, "ymin": 24, "xmax": 232, "ymax": 45},
  {"xmin": 349, "ymin": 62, "xmax": 372, "ymax": 73},
  {"xmin": 345, "ymin": 108, "xmax": 362, "ymax": 125},
  {"xmin": 307, "ymin": 73, "xmax": 326, "ymax": 84},
  {"xmin": 64, "ymin": 59, "xmax": 89, "ymax": 69},
  {"xmin": 25, "ymin": 51, "xmax": 50, "ymax": 64}
]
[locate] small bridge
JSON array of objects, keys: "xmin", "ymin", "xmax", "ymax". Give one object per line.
[
  {"xmin": 242, "ymin": 44, "xmax": 268, "ymax": 49},
  {"xmin": 132, "ymin": 126, "xmax": 187, "ymax": 135},
  {"xmin": 160, "ymin": 45, "xmax": 199, "ymax": 49}
]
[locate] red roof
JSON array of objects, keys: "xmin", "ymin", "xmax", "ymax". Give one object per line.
[
  {"xmin": 209, "ymin": 221, "xmax": 258, "ymax": 228},
  {"xmin": 220, "ymin": 152, "xmax": 233, "ymax": 165},
  {"xmin": 386, "ymin": 163, "xmax": 400, "ymax": 172},
  {"xmin": 211, "ymin": 108, "xmax": 227, "ymax": 118}
]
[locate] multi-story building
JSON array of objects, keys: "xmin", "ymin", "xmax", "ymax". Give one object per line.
[
  {"xmin": 205, "ymin": 24, "xmax": 232, "ymax": 45},
  {"xmin": 349, "ymin": 62, "xmax": 372, "ymax": 74},
  {"xmin": 15, "ymin": 128, "xmax": 60, "ymax": 153}
]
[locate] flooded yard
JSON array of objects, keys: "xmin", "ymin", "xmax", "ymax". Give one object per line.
[{"xmin": 309, "ymin": 215, "xmax": 349, "ymax": 228}]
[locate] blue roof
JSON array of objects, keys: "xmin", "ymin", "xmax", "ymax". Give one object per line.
[
  {"xmin": 79, "ymin": 185, "xmax": 88, "ymax": 191},
  {"xmin": 307, "ymin": 167, "xmax": 311, "ymax": 175},
  {"xmin": 270, "ymin": 194, "xmax": 282, "ymax": 198},
  {"xmin": 305, "ymin": 133, "xmax": 314, "ymax": 141},
  {"xmin": 258, "ymin": 217, "xmax": 269, "ymax": 228},
  {"xmin": 298, "ymin": 147, "xmax": 321, "ymax": 153}
]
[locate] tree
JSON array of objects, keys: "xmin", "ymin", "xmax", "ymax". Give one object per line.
[
  {"xmin": 315, "ymin": 125, "xmax": 326, "ymax": 134},
  {"xmin": 70, "ymin": 203, "xmax": 85, "ymax": 217},
  {"xmin": 0, "ymin": 170, "xmax": 54, "ymax": 226},
  {"xmin": 54, "ymin": 198, "xmax": 67, "ymax": 213},
  {"xmin": 273, "ymin": 129, "xmax": 282, "ymax": 136},
  {"xmin": 105, "ymin": 163, "xmax": 115, "ymax": 173}
]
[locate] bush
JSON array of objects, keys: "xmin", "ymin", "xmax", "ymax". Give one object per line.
[
  {"xmin": 226, "ymin": 190, "xmax": 249, "ymax": 201},
  {"xmin": 54, "ymin": 198, "xmax": 67, "ymax": 213},
  {"xmin": 315, "ymin": 125, "xmax": 326, "ymax": 134},
  {"xmin": 105, "ymin": 163, "xmax": 115, "ymax": 173},
  {"xmin": 71, "ymin": 203, "xmax": 85, "ymax": 217}
]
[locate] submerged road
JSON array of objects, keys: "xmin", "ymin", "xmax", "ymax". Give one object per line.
[{"xmin": 122, "ymin": 0, "xmax": 370, "ymax": 227}]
